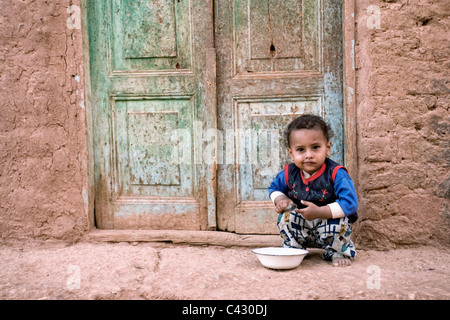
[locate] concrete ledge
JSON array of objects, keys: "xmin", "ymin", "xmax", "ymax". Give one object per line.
[{"xmin": 87, "ymin": 229, "xmax": 281, "ymax": 247}]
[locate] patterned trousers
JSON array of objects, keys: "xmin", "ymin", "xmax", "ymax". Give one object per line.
[{"xmin": 277, "ymin": 210, "xmax": 357, "ymax": 260}]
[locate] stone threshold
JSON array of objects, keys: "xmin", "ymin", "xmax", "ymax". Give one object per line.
[{"xmin": 87, "ymin": 229, "xmax": 281, "ymax": 247}]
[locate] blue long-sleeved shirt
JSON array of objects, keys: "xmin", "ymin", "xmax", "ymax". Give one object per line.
[{"xmin": 268, "ymin": 168, "xmax": 358, "ymax": 220}]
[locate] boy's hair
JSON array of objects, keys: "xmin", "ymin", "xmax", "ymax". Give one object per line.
[{"xmin": 285, "ymin": 114, "xmax": 334, "ymax": 147}]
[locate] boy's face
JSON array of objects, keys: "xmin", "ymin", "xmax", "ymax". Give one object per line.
[{"xmin": 288, "ymin": 127, "xmax": 332, "ymax": 175}]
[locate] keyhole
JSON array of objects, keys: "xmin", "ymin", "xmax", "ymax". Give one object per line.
[{"xmin": 270, "ymin": 43, "xmax": 276, "ymax": 57}]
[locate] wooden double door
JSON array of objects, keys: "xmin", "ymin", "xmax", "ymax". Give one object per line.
[{"xmin": 88, "ymin": 0, "xmax": 344, "ymax": 234}]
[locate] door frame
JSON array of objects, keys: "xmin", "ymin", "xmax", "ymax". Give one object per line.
[{"xmin": 80, "ymin": 0, "xmax": 357, "ymax": 236}]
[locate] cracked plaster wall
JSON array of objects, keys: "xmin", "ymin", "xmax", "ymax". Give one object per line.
[
  {"xmin": 0, "ymin": 0, "xmax": 88, "ymax": 242},
  {"xmin": 354, "ymin": 0, "xmax": 450, "ymax": 248}
]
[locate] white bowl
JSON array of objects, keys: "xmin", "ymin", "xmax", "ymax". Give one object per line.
[{"xmin": 252, "ymin": 247, "xmax": 309, "ymax": 270}]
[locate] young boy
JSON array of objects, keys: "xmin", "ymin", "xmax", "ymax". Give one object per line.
[{"xmin": 268, "ymin": 115, "xmax": 358, "ymax": 267}]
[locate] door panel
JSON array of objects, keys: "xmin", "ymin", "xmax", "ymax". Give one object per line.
[
  {"xmin": 233, "ymin": 0, "xmax": 320, "ymax": 74},
  {"xmin": 110, "ymin": 0, "xmax": 192, "ymax": 72},
  {"xmin": 215, "ymin": 0, "xmax": 344, "ymax": 234},
  {"xmin": 88, "ymin": 0, "xmax": 213, "ymax": 229}
]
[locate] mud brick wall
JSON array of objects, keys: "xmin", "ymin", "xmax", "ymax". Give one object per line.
[
  {"xmin": 354, "ymin": 0, "xmax": 450, "ymax": 248},
  {"xmin": 0, "ymin": 0, "xmax": 89, "ymax": 241},
  {"xmin": 0, "ymin": 0, "xmax": 448, "ymax": 247}
]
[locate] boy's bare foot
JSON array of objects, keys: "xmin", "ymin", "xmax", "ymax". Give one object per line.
[
  {"xmin": 332, "ymin": 256, "xmax": 352, "ymax": 267},
  {"xmin": 330, "ymin": 252, "xmax": 352, "ymax": 267}
]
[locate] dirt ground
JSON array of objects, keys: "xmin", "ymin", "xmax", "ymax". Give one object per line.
[{"xmin": 0, "ymin": 240, "xmax": 448, "ymax": 300}]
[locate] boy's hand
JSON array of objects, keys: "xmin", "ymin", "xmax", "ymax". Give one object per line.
[
  {"xmin": 295, "ymin": 200, "xmax": 332, "ymax": 221},
  {"xmin": 274, "ymin": 195, "xmax": 294, "ymax": 214}
]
